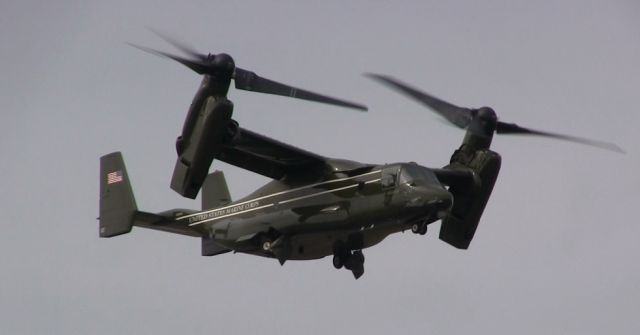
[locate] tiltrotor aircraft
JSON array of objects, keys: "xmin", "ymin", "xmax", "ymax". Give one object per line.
[{"xmin": 99, "ymin": 33, "xmax": 622, "ymax": 279}]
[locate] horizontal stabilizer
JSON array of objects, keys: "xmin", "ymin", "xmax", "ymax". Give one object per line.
[{"xmin": 100, "ymin": 153, "xmax": 206, "ymax": 239}]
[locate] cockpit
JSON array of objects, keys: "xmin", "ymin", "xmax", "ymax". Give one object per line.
[{"xmin": 398, "ymin": 163, "xmax": 441, "ymax": 187}]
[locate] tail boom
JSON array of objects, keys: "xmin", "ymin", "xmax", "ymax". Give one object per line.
[{"xmin": 99, "ymin": 152, "xmax": 203, "ymax": 238}]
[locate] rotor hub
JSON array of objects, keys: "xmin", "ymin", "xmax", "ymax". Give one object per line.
[
  {"xmin": 474, "ymin": 107, "xmax": 498, "ymax": 135},
  {"xmin": 462, "ymin": 107, "xmax": 498, "ymax": 150},
  {"xmin": 209, "ymin": 53, "xmax": 234, "ymax": 69},
  {"xmin": 476, "ymin": 107, "xmax": 497, "ymax": 122},
  {"xmin": 205, "ymin": 53, "xmax": 235, "ymax": 81}
]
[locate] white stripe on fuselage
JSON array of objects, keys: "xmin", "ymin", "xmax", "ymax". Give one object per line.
[
  {"xmin": 185, "ymin": 176, "xmax": 381, "ymax": 227},
  {"xmin": 178, "ymin": 169, "xmax": 381, "ymax": 221}
]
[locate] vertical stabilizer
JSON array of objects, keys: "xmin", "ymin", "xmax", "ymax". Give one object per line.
[
  {"xmin": 200, "ymin": 171, "xmax": 232, "ymax": 256},
  {"xmin": 99, "ymin": 152, "xmax": 137, "ymax": 237},
  {"xmin": 201, "ymin": 171, "xmax": 231, "ymax": 210}
]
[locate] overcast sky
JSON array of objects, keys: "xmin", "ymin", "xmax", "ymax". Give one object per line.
[{"xmin": 1, "ymin": 1, "xmax": 639, "ymax": 334}]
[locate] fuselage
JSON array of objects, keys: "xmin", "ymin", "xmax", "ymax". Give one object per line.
[{"xmin": 175, "ymin": 162, "xmax": 453, "ymax": 261}]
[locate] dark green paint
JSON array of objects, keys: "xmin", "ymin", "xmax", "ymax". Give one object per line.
[{"xmin": 101, "ymin": 41, "xmax": 620, "ymax": 279}]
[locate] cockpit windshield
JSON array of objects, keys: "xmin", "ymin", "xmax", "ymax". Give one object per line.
[{"xmin": 399, "ymin": 164, "xmax": 440, "ymax": 186}]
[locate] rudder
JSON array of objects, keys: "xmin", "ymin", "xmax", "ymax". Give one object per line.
[
  {"xmin": 201, "ymin": 170, "xmax": 232, "ymax": 210},
  {"xmin": 99, "ymin": 152, "xmax": 137, "ymax": 237}
]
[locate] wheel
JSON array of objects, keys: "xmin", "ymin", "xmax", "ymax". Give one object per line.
[
  {"xmin": 333, "ymin": 255, "xmax": 343, "ymax": 269},
  {"xmin": 412, "ymin": 223, "xmax": 428, "ymax": 235},
  {"xmin": 411, "ymin": 223, "xmax": 420, "ymax": 234}
]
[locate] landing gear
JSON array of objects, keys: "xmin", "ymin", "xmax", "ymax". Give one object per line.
[
  {"xmin": 332, "ymin": 254, "xmax": 344, "ymax": 269},
  {"xmin": 411, "ymin": 222, "xmax": 428, "ymax": 235},
  {"xmin": 259, "ymin": 233, "xmax": 288, "ymax": 265},
  {"xmin": 347, "ymin": 250, "xmax": 365, "ymax": 279},
  {"xmin": 332, "ymin": 249, "xmax": 366, "ymax": 279},
  {"xmin": 259, "ymin": 228, "xmax": 283, "ymax": 253}
]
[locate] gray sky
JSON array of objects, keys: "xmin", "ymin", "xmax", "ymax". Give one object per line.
[{"xmin": 1, "ymin": 1, "xmax": 639, "ymax": 334}]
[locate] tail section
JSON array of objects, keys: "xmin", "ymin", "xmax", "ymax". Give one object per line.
[{"xmin": 99, "ymin": 152, "xmax": 137, "ymax": 237}]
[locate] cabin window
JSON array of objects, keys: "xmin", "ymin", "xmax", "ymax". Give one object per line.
[{"xmin": 381, "ymin": 166, "xmax": 399, "ymax": 189}]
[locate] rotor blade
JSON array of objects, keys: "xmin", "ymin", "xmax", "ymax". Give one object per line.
[
  {"xmin": 147, "ymin": 27, "xmax": 207, "ymax": 61},
  {"xmin": 496, "ymin": 121, "xmax": 624, "ymax": 153},
  {"xmin": 366, "ymin": 73, "xmax": 472, "ymax": 128},
  {"xmin": 234, "ymin": 68, "xmax": 368, "ymax": 111},
  {"xmin": 127, "ymin": 43, "xmax": 210, "ymax": 75}
]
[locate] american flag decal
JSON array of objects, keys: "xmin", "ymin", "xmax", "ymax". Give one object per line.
[{"xmin": 107, "ymin": 171, "xmax": 124, "ymax": 184}]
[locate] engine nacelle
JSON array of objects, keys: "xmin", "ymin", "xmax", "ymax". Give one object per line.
[
  {"xmin": 170, "ymin": 97, "xmax": 233, "ymax": 199},
  {"xmin": 439, "ymin": 147, "xmax": 501, "ymax": 249}
]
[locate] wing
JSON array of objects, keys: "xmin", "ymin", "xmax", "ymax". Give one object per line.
[{"xmin": 217, "ymin": 127, "xmax": 327, "ymax": 180}]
